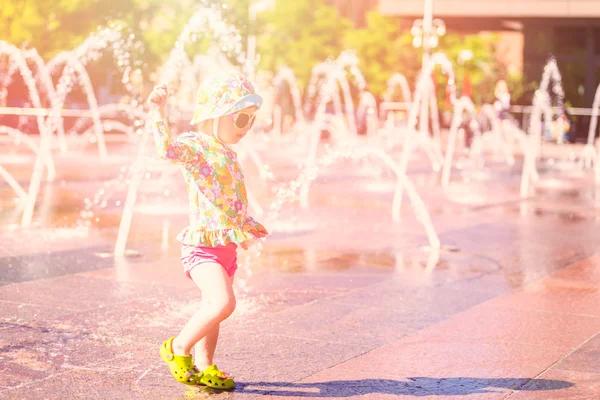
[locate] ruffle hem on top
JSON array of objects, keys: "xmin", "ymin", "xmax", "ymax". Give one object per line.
[{"xmin": 176, "ymin": 217, "xmax": 268, "ymax": 247}]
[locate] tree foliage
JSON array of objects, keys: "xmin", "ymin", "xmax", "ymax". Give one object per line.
[
  {"xmin": 1, "ymin": 0, "xmax": 515, "ymax": 105},
  {"xmin": 1, "ymin": 0, "xmax": 137, "ymax": 57},
  {"xmin": 342, "ymin": 9, "xmax": 511, "ymax": 107},
  {"xmin": 342, "ymin": 10, "xmax": 420, "ymax": 97},
  {"xmin": 257, "ymin": 0, "xmax": 352, "ymax": 88},
  {"xmin": 0, "ymin": 0, "xmax": 249, "ymax": 70},
  {"xmin": 437, "ymin": 33, "xmax": 504, "ymax": 105}
]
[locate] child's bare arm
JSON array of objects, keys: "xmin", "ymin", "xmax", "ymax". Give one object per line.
[
  {"xmin": 148, "ymin": 84, "xmax": 168, "ymax": 119},
  {"xmin": 148, "ymin": 85, "xmax": 195, "ymax": 163}
]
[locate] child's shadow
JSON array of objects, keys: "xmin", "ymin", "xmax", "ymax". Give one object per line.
[{"xmin": 236, "ymin": 377, "xmax": 574, "ymax": 397}]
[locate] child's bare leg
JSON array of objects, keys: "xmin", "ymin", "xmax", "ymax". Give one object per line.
[
  {"xmin": 193, "ymin": 274, "xmax": 234, "ymax": 368},
  {"xmin": 194, "ymin": 323, "xmax": 220, "ymax": 369},
  {"xmin": 171, "ymin": 263, "xmax": 236, "ymax": 356}
]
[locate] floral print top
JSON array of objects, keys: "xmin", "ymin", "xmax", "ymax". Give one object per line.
[{"xmin": 152, "ymin": 118, "xmax": 268, "ymax": 248}]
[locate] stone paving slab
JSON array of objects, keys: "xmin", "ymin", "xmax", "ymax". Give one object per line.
[
  {"xmin": 2, "ymin": 146, "xmax": 600, "ymax": 399},
  {"xmin": 2, "ymin": 250, "xmax": 599, "ymax": 399},
  {"xmin": 271, "ymin": 256, "xmax": 600, "ymax": 399},
  {"xmin": 0, "ymin": 274, "xmax": 193, "ymax": 311},
  {"xmin": 0, "ymin": 247, "xmax": 118, "ymax": 283},
  {"xmin": 3, "ymin": 256, "xmax": 599, "ymax": 399},
  {"xmin": 509, "ymin": 369, "xmax": 600, "ymax": 400},
  {"xmin": 552, "ymin": 333, "xmax": 600, "ymax": 375}
]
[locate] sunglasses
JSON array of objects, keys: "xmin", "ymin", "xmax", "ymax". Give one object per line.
[{"xmin": 229, "ymin": 111, "xmax": 256, "ymax": 130}]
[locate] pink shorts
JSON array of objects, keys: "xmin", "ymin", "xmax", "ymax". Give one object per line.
[{"xmin": 180, "ymin": 243, "xmax": 238, "ymax": 279}]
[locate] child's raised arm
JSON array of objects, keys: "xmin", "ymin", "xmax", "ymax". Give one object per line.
[{"xmin": 148, "ymin": 84, "xmax": 196, "ymax": 164}]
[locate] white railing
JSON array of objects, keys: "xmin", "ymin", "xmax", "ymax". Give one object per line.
[
  {"xmin": 0, "ymin": 106, "xmax": 100, "ymax": 118},
  {"xmin": 381, "ymin": 102, "xmax": 597, "ymax": 117},
  {"xmin": 0, "ymin": 106, "xmax": 194, "ymax": 120}
]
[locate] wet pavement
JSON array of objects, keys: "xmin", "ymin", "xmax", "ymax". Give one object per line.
[{"xmin": 1, "ymin": 136, "xmax": 600, "ymax": 399}]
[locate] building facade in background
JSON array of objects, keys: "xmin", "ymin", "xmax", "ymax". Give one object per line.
[
  {"xmin": 327, "ymin": 0, "xmax": 379, "ymax": 26},
  {"xmin": 379, "ymin": 0, "xmax": 600, "ymax": 108}
]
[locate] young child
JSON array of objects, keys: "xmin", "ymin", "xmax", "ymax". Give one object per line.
[{"xmin": 147, "ymin": 70, "xmax": 269, "ymax": 390}]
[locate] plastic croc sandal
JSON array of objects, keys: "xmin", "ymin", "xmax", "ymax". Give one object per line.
[
  {"xmin": 159, "ymin": 337, "xmax": 203, "ymax": 385},
  {"xmin": 197, "ymin": 364, "xmax": 235, "ymax": 390}
]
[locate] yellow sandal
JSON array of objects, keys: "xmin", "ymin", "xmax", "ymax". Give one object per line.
[
  {"xmin": 159, "ymin": 337, "xmax": 203, "ymax": 386},
  {"xmin": 197, "ymin": 364, "xmax": 235, "ymax": 390}
]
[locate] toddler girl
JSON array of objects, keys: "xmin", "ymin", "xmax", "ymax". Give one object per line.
[{"xmin": 147, "ymin": 70, "xmax": 268, "ymax": 390}]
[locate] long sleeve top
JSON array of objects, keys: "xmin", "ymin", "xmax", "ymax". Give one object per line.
[{"xmin": 152, "ymin": 117, "xmax": 268, "ymax": 248}]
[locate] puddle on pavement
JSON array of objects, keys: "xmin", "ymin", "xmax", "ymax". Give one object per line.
[
  {"xmin": 503, "ymin": 206, "xmax": 589, "ymax": 223},
  {"xmin": 255, "ymin": 245, "xmax": 502, "ymax": 284}
]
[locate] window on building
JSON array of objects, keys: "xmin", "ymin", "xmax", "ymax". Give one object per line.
[
  {"xmin": 554, "ymin": 27, "xmax": 586, "ymax": 56},
  {"xmin": 594, "ymin": 28, "xmax": 600, "ymax": 55}
]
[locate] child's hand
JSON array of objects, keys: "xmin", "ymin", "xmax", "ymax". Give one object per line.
[{"xmin": 147, "ymin": 84, "xmax": 169, "ymax": 113}]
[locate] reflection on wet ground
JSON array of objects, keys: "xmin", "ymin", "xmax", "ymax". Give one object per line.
[{"xmin": 1, "ymin": 140, "xmax": 600, "ymax": 399}]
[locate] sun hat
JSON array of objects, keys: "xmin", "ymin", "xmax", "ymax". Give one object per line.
[{"xmin": 190, "ymin": 70, "xmax": 263, "ymax": 125}]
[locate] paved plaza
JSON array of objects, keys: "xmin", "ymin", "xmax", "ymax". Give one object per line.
[{"xmin": 1, "ymin": 138, "xmax": 600, "ymax": 399}]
